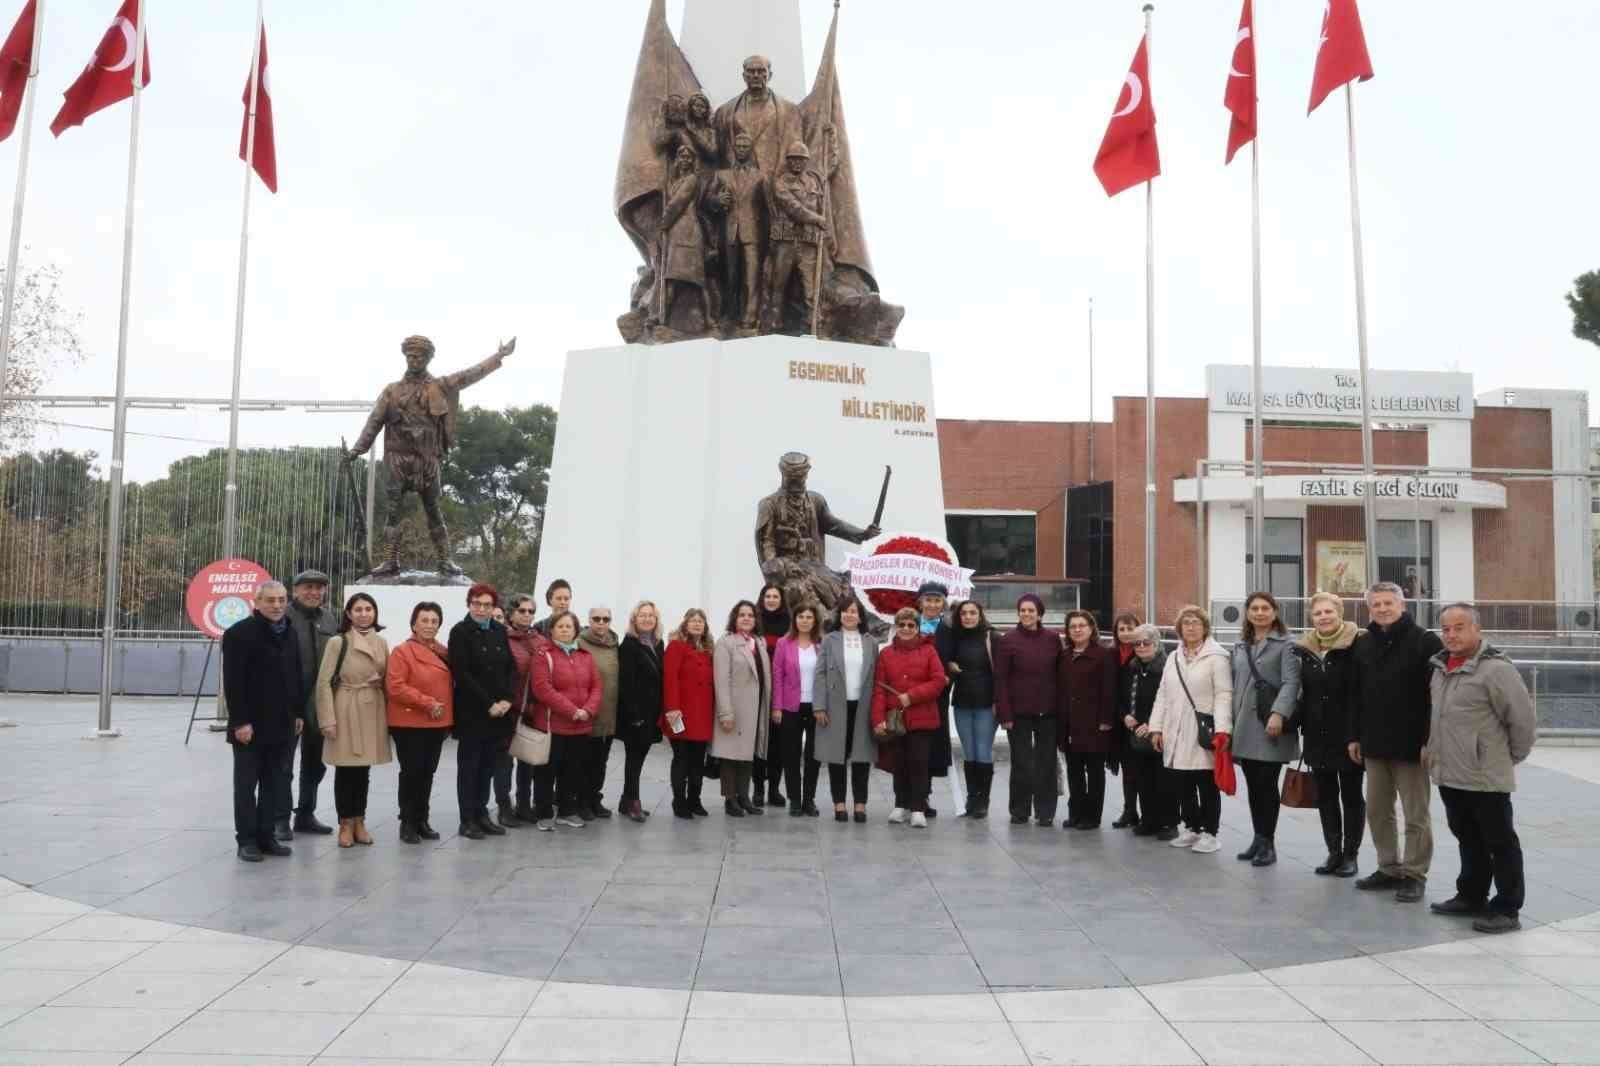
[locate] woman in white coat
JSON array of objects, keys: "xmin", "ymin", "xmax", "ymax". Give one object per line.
[{"xmin": 1149, "ymin": 604, "xmax": 1233, "ymax": 855}]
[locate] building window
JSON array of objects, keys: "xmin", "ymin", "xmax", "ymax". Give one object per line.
[
  {"xmin": 1246, "ymin": 518, "xmax": 1306, "ymax": 626},
  {"xmin": 1067, "ymin": 482, "xmax": 1113, "ymax": 626},
  {"xmin": 945, "ymin": 514, "xmax": 1036, "ymax": 577},
  {"xmin": 1377, "ymin": 519, "xmax": 1433, "ymax": 601}
]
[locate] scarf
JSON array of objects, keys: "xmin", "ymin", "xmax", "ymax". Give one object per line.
[
  {"xmin": 555, "ymin": 638, "xmax": 579, "ymax": 653},
  {"xmin": 919, "ymin": 617, "xmax": 940, "ymax": 636},
  {"xmin": 474, "ymin": 615, "xmax": 491, "ymax": 631},
  {"xmin": 1298, "ymin": 620, "xmax": 1358, "ymax": 657},
  {"xmin": 269, "ymin": 617, "xmax": 288, "ymax": 635}
]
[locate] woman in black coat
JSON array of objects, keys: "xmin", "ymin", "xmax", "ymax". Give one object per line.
[
  {"xmin": 1293, "ymin": 591, "xmax": 1364, "ymax": 877},
  {"xmin": 1118, "ymin": 623, "xmax": 1175, "ymax": 839},
  {"xmin": 616, "ymin": 600, "xmax": 665, "ymax": 822},
  {"xmin": 448, "ymin": 583, "xmax": 517, "ymax": 841}
]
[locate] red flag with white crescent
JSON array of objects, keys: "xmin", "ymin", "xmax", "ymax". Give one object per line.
[
  {"xmin": 0, "ymin": 0, "xmax": 37, "ymax": 143},
  {"xmin": 1224, "ymin": 0, "xmax": 1256, "ymax": 164},
  {"xmin": 1093, "ymin": 35, "xmax": 1159, "ymax": 198},
  {"xmin": 240, "ymin": 26, "xmax": 276, "ymax": 192},
  {"xmin": 50, "ymin": 0, "xmax": 149, "ymax": 138},
  {"xmin": 1308, "ymin": 0, "xmax": 1373, "ymax": 115}
]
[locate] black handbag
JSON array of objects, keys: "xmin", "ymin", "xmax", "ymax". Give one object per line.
[
  {"xmin": 1173, "ymin": 656, "xmax": 1216, "ymax": 751},
  {"xmin": 1243, "ymin": 642, "xmax": 1280, "ymax": 726}
]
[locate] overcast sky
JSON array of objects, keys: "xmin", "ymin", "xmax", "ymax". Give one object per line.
[{"xmin": 6, "ymin": 0, "xmax": 1599, "ymax": 479}]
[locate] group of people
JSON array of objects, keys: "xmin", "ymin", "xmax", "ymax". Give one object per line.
[{"xmin": 222, "ymin": 573, "xmax": 1537, "ymax": 934}]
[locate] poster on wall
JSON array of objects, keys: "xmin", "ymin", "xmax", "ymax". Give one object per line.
[{"xmin": 1315, "ymin": 542, "xmax": 1366, "ymax": 596}]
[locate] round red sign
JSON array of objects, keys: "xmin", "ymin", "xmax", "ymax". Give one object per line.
[{"xmin": 185, "ymin": 558, "xmax": 272, "ymax": 639}]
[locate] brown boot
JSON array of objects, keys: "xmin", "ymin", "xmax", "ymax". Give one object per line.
[
  {"xmin": 352, "ymin": 817, "xmax": 373, "ymax": 845},
  {"xmin": 337, "ymin": 818, "xmax": 354, "ymax": 848}
]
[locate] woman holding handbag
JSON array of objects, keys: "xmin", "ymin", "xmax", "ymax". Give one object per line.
[
  {"xmin": 1293, "ymin": 591, "xmax": 1365, "ymax": 878},
  {"xmin": 615, "ymin": 601, "xmax": 665, "ymax": 822},
  {"xmin": 1119, "ymin": 624, "xmax": 1175, "ymax": 840},
  {"xmin": 813, "ymin": 595, "xmax": 880, "ymax": 823},
  {"xmin": 712, "ymin": 600, "xmax": 773, "ymax": 817},
  {"xmin": 663, "ymin": 608, "xmax": 716, "ymax": 818},
  {"xmin": 1228, "ymin": 592, "xmax": 1303, "ymax": 868},
  {"xmin": 386, "ymin": 601, "xmax": 453, "ymax": 844},
  {"xmin": 529, "ymin": 610, "xmax": 602, "ymax": 830},
  {"xmin": 500, "ymin": 593, "xmax": 541, "ymax": 828},
  {"xmin": 316, "ymin": 593, "xmax": 392, "ymax": 849},
  {"xmin": 1149, "ymin": 605, "xmax": 1232, "ymax": 855},
  {"xmin": 873, "ymin": 607, "xmax": 949, "ymax": 829}
]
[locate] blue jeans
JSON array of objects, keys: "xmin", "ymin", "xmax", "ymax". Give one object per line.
[{"xmin": 953, "ymin": 706, "xmax": 997, "ymax": 763}]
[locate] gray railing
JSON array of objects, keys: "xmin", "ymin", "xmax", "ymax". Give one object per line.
[{"xmin": 1209, "ymin": 599, "xmax": 1600, "ymax": 641}]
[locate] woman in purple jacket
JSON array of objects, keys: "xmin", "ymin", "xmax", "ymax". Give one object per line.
[
  {"xmin": 770, "ymin": 602, "xmax": 824, "ymax": 816},
  {"xmin": 993, "ymin": 593, "xmax": 1062, "ymax": 826}
]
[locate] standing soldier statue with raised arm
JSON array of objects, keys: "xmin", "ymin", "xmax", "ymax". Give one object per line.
[{"xmin": 344, "ymin": 335, "xmax": 516, "ymax": 581}]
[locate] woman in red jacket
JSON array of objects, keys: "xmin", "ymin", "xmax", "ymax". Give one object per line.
[
  {"xmin": 386, "ymin": 601, "xmax": 454, "ymax": 844},
  {"xmin": 529, "ymin": 610, "xmax": 601, "ymax": 830},
  {"xmin": 873, "ymin": 607, "xmax": 951, "ymax": 829},
  {"xmin": 662, "ymin": 607, "xmax": 716, "ymax": 818},
  {"xmin": 1057, "ymin": 609, "xmax": 1119, "ymax": 831}
]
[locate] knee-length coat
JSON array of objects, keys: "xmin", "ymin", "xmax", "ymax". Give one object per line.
[{"xmin": 711, "ymin": 632, "xmax": 772, "ymax": 762}]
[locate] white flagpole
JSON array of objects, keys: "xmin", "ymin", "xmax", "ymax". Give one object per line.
[
  {"xmin": 1249, "ymin": 117, "xmax": 1265, "ymax": 594},
  {"xmin": 0, "ymin": 0, "xmax": 45, "ymax": 431},
  {"xmin": 223, "ymin": 0, "xmax": 265, "ymax": 559},
  {"xmin": 1344, "ymin": 82, "xmax": 1378, "ymax": 584},
  {"xmin": 1087, "ymin": 296, "xmax": 1095, "ymax": 482},
  {"xmin": 95, "ymin": 0, "xmax": 148, "ymax": 737},
  {"xmin": 1142, "ymin": 2, "xmax": 1156, "ymax": 623}
]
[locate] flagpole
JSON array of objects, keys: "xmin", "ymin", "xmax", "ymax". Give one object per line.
[
  {"xmin": 1142, "ymin": 2, "xmax": 1156, "ymax": 624},
  {"xmin": 1086, "ymin": 296, "xmax": 1095, "ymax": 482},
  {"xmin": 0, "ymin": 0, "xmax": 44, "ymax": 432},
  {"xmin": 95, "ymin": 0, "xmax": 148, "ymax": 738},
  {"xmin": 224, "ymin": 0, "xmax": 265, "ymax": 560},
  {"xmin": 1249, "ymin": 137, "xmax": 1265, "ymax": 596},
  {"xmin": 1344, "ymin": 81, "xmax": 1378, "ymax": 584}
]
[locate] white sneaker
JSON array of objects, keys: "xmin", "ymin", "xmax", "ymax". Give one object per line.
[
  {"xmin": 1169, "ymin": 829, "xmax": 1200, "ymax": 849},
  {"xmin": 1191, "ymin": 832, "xmax": 1220, "ymax": 854},
  {"xmin": 556, "ymin": 814, "xmax": 586, "ymax": 829},
  {"xmin": 888, "ymin": 807, "xmax": 908, "ymax": 824},
  {"xmin": 910, "ymin": 812, "xmax": 927, "ymax": 829},
  {"xmin": 535, "ymin": 818, "xmax": 555, "ymax": 832}
]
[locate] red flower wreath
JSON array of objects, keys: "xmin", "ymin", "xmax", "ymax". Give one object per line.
[{"xmin": 861, "ymin": 535, "xmax": 954, "ymax": 619}]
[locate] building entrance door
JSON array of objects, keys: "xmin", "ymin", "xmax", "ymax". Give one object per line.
[{"xmin": 1248, "ymin": 518, "xmax": 1306, "ymax": 628}]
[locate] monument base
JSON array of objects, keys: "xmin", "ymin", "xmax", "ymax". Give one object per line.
[
  {"xmin": 347, "ymin": 584, "xmax": 469, "ymax": 635},
  {"xmin": 535, "ymin": 334, "xmax": 946, "ymax": 625}
]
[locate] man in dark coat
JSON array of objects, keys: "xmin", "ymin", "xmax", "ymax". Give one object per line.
[
  {"xmin": 280, "ymin": 569, "xmax": 338, "ymax": 838},
  {"xmin": 222, "ymin": 581, "xmax": 304, "ymax": 863},
  {"xmin": 1347, "ymin": 582, "xmax": 1445, "ymax": 903}
]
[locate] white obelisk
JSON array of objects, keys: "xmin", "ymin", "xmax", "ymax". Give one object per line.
[{"xmin": 679, "ymin": 0, "xmax": 805, "ymax": 106}]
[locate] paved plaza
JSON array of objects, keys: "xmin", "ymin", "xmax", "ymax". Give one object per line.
[{"xmin": 0, "ymin": 696, "xmax": 1598, "ymax": 1064}]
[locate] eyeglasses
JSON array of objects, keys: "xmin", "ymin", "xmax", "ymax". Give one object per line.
[
  {"xmin": 591, "ymin": 616, "xmax": 611, "ymax": 623},
  {"xmin": 1133, "ymin": 640, "xmax": 1156, "ymax": 647},
  {"xmin": 512, "ymin": 607, "xmax": 534, "ymax": 615},
  {"xmin": 895, "ymin": 621, "xmax": 918, "ymax": 630},
  {"xmin": 469, "ymin": 599, "xmax": 495, "ymax": 608}
]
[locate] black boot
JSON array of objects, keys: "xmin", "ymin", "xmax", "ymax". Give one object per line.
[
  {"xmin": 417, "ymin": 820, "xmax": 440, "ymax": 840},
  {"xmin": 960, "ymin": 762, "xmax": 978, "ymax": 817},
  {"xmin": 459, "ymin": 820, "xmax": 486, "ymax": 840},
  {"xmin": 1333, "ymin": 852, "xmax": 1360, "ymax": 878},
  {"xmin": 1252, "ymin": 839, "xmax": 1278, "ymax": 867},
  {"xmin": 974, "ymin": 764, "xmax": 993, "ymax": 819},
  {"xmin": 1237, "ymin": 834, "xmax": 1265, "ymax": 862},
  {"xmin": 399, "ymin": 821, "xmax": 422, "ymax": 845},
  {"xmin": 477, "ymin": 812, "xmax": 507, "ymax": 836},
  {"xmin": 293, "ymin": 811, "xmax": 333, "ymax": 835},
  {"xmin": 497, "ymin": 803, "xmax": 523, "ymax": 829},
  {"xmin": 725, "ymin": 799, "xmax": 746, "ymax": 818},
  {"xmin": 1314, "ymin": 852, "xmax": 1342, "ymax": 875},
  {"xmin": 273, "ymin": 818, "xmax": 294, "ymax": 842}
]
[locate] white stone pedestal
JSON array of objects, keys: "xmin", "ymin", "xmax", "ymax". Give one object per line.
[
  {"xmin": 345, "ymin": 585, "xmax": 469, "ymax": 635},
  {"xmin": 535, "ymin": 335, "xmax": 946, "ymax": 625}
]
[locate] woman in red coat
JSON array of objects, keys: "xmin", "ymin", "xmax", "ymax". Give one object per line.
[
  {"xmin": 1057, "ymin": 609, "xmax": 1118, "ymax": 831},
  {"xmin": 873, "ymin": 607, "xmax": 951, "ymax": 828},
  {"xmin": 662, "ymin": 608, "xmax": 716, "ymax": 819},
  {"xmin": 529, "ymin": 611, "xmax": 601, "ymax": 830}
]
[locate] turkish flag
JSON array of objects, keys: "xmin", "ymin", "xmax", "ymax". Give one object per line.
[
  {"xmin": 50, "ymin": 0, "xmax": 150, "ymax": 137},
  {"xmin": 1308, "ymin": 0, "xmax": 1373, "ymax": 115},
  {"xmin": 1094, "ymin": 35, "xmax": 1159, "ymax": 198},
  {"xmin": 0, "ymin": 0, "xmax": 36, "ymax": 143},
  {"xmin": 1224, "ymin": 0, "xmax": 1256, "ymax": 164},
  {"xmin": 240, "ymin": 27, "xmax": 276, "ymax": 192}
]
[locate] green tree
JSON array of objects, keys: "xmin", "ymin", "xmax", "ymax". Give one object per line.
[
  {"xmin": 1568, "ymin": 270, "xmax": 1600, "ymax": 348},
  {"xmin": 436, "ymin": 404, "xmax": 557, "ymax": 595}
]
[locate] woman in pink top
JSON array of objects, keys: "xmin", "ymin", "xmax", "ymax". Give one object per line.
[{"xmin": 770, "ymin": 603, "xmax": 824, "ymax": 816}]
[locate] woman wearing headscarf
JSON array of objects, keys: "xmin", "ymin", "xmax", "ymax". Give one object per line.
[
  {"xmin": 813, "ymin": 595, "xmax": 880, "ymax": 822},
  {"xmin": 993, "ymin": 593, "xmax": 1061, "ymax": 826},
  {"xmin": 316, "ymin": 592, "xmax": 391, "ymax": 848},
  {"xmin": 1293, "ymin": 591, "xmax": 1365, "ymax": 877},
  {"xmin": 753, "ymin": 582, "xmax": 789, "ymax": 808},
  {"xmin": 1229, "ymin": 591, "xmax": 1302, "ymax": 868},
  {"xmin": 615, "ymin": 601, "xmax": 665, "ymax": 822}
]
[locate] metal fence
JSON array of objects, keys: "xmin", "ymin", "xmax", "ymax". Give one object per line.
[{"xmin": 1208, "ymin": 598, "xmax": 1600, "ymax": 643}]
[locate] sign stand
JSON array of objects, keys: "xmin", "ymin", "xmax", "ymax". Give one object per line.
[{"xmin": 183, "ymin": 639, "xmax": 219, "ymax": 746}]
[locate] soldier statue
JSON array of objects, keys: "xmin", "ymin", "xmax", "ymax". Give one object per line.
[
  {"xmin": 766, "ymin": 140, "xmax": 834, "ymax": 334},
  {"xmin": 345, "ymin": 334, "xmax": 515, "ymax": 579},
  {"xmin": 755, "ymin": 451, "xmax": 881, "ymax": 614}
]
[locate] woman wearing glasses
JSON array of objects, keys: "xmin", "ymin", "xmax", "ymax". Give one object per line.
[
  {"xmin": 1119, "ymin": 624, "xmax": 1175, "ymax": 840},
  {"xmin": 448, "ymin": 584, "xmax": 516, "ymax": 841},
  {"xmin": 577, "ymin": 606, "xmax": 621, "ymax": 820},
  {"xmin": 498, "ymin": 593, "xmax": 541, "ymax": 827},
  {"xmin": 873, "ymin": 607, "xmax": 950, "ymax": 828},
  {"xmin": 1149, "ymin": 605, "xmax": 1233, "ymax": 855}
]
